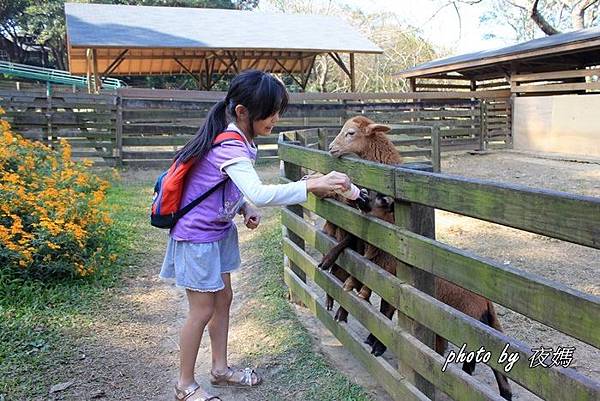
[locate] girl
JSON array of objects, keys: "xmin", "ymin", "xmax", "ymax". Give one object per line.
[{"xmin": 159, "ymin": 70, "xmax": 352, "ymax": 401}]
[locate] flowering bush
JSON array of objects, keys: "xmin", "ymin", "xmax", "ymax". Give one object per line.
[{"xmin": 0, "ymin": 108, "xmax": 115, "ymax": 278}]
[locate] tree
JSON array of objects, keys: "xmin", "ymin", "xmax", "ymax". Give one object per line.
[
  {"xmin": 260, "ymin": 0, "xmax": 438, "ymax": 92},
  {"xmin": 441, "ymin": 0, "xmax": 600, "ymax": 41}
]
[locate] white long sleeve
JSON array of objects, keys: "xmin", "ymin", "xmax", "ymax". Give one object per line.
[{"xmin": 223, "ymin": 160, "xmax": 307, "ymax": 207}]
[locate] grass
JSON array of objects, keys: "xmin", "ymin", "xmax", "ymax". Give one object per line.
[
  {"xmin": 0, "ymin": 176, "xmax": 147, "ymax": 400},
  {"xmin": 239, "ymin": 217, "xmax": 373, "ymax": 401}
]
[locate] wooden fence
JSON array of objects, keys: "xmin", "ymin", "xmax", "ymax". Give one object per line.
[
  {"xmin": 279, "ymin": 133, "xmax": 600, "ymax": 401},
  {"xmin": 0, "ymin": 87, "xmax": 510, "ymax": 167}
]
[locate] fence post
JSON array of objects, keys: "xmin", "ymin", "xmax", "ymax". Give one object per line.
[
  {"xmin": 394, "ymin": 163, "xmax": 437, "ymax": 400},
  {"xmin": 431, "ymin": 126, "xmax": 441, "ymax": 173},
  {"xmin": 279, "ymin": 131, "xmax": 307, "ymax": 305},
  {"xmin": 115, "ymin": 94, "xmax": 123, "ymax": 167},
  {"xmin": 46, "ymin": 82, "xmax": 53, "ymax": 149},
  {"xmin": 317, "ymin": 128, "xmax": 329, "ymax": 151},
  {"xmin": 479, "ymin": 99, "xmax": 488, "ymax": 151}
]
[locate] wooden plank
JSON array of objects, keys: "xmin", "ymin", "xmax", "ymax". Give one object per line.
[
  {"xmin": 282, "ymin": 210, "xmax": 600, "ymax": 401},
  {"xmin": 278, "ymin": 142, "xmax": 396, "ymax": 196},
  {"xmin": 394, "ymin": 168, "xmax": 600, "ymax": 249},
  {"xmin": 283, "ymin": 244, "xmax": 504, "ymax": 401},
  {"xmin": 391, "ymin": 138, "xmax": 432, "ymax": 147},
  {"xmin": 11, "ymin": 114, "xmax": 114, "ymax": 126},
  {"xmin": 256, "ymin": 148, "xmax": 278, "ymax": 158},
  {"xmin": 50, "ymin": 131, "xmax": 115, "ymax": 139},
  {"xmin": 283, "ymin": 268, "xmax": 430, "ymax": 401},
  {"xmin": 513, "ymin": 82, "xmax": 600, "ymax": 93},
  {"xmin": 398, "ymin": 149, "xmax": 432, "ymax": 158},
  {"xmin": 66, "ymin": 140, "xmax": 114, "ymax": 149},
  {"xmin": 293, "ymin": 192, "xmax": 600, "ymax": 348},
  {"xmin": 122, "ymin": 98, "xmax": 215, "ymax": 110},
  {"xmin": 72, "ymin": 150, "xmax": 113, "ymax": 158},
  {"xmin": 369, "ymin": 109, "xmax": 480, "ymax": 119},
  {"xmin": 512, "ymin": 67, "xmax": 600, "ymax": 82},
  {"xmin": 122, "ymin": 136, "xmax": 191, "ymax": 146},
  {"xmin": 122, "ymin": 151, "xmax": 174, "ymax": 160},
  {"xmin": 119, "ymin": 87, "xmax": 510, "ymax": 101},
  {"xmin": 123, "ymin": 125, "xmax": 198, "ymax": 135},
  {"xmin": 121, "ymin": 159, "xmax": 171, "ymax": 168}
]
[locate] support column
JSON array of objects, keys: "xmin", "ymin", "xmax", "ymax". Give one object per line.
[
  {"xmin": 349, "ymin": 53, "xmax": 355, "ymax": 92},
  {"xmin": 394, "ymin": 163, "xmax": 437, "ymax": 400}
]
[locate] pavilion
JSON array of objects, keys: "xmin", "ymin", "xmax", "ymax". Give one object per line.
[{"xmin": 64, "ymin": 3, "xmax": 382, "ymax": 92}]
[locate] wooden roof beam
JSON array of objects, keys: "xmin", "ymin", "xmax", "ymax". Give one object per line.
[{"xmin": 102, "ymin": 49, "xmax": 128, "ymax": 75}]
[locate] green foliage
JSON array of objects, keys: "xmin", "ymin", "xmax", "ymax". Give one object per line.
[{"xmin": 0, "ymin": 118, "xmax": 115, "ymax": 279}]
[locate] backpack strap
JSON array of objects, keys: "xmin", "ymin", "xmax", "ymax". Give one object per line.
[
  {"xmin": 174, "ymin": 178, "xmax": 228, "ymax": 220},
  {"xmin": 174, "ymin": 130, "xmax": 246, "ymax": 221},
  {"xmin": 212, "ymin": 130, "xmax": 245, "ymax": 147}
]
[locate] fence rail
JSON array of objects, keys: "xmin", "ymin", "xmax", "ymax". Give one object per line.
[
  {"xmin": 0, "ymin": 88, "xmax": 511, "ymax": 166},
  {"xmin": 278, "ymin": 134, "xmax": 600, "ymax": 401}
]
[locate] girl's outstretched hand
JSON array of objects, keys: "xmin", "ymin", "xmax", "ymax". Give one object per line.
[
  {"xmin": 305, "ymin": 171, "xmax": 351, "ymax": 198},
  {"xmin": 241, "ymin": 203, "xmax": 261, "ymax": 229}
]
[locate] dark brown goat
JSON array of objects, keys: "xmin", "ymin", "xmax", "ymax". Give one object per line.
[{"xmin": 329, "ymin": 192, "xmax": 514, "ymax": 400}]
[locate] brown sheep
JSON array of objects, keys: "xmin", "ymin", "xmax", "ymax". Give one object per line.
[
  {"xmin": 319, "ymin": 120, "xmax": 513, "ymax": 399},
  {"xmin": 318, "ymin": 116, "xmax": 402, "ymax": 322}
]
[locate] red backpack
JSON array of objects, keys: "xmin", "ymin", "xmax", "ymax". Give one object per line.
[{"xmin": 151, "ymin": 130, "xmax": 245, "ymax": 229}]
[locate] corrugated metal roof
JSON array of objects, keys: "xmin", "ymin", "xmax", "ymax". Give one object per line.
[
  {"xmin": 397, "ymin": 26, "xmax": 600, "ymax": 78},
  {"xmin": 64, "ymin": 3, "xmax": 382, "ymax": 54}
]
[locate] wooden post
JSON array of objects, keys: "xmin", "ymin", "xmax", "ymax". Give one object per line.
[
  {"xmin": 349, "ymin": 53, "xmax": 355, "ymax": 92},
  {"xmin": 46, "ymin": 82, "xmax": 53, "ymax": 149},
  {"xmin": 470, "ymin": 80, "xmax": 477, "ymax": 147},
  {"xmin": 479, "ymin": 100, "xmax": 488, "ymax": 151},
  {"xmin": 86, "ymin": 49, "xmax": 93, "ymax": 94},
  {"xmin": 91, "ymin": 49, "xmax": 101, "ymax": 94},
  {"xmin": 317, "ymin": 128, "xmax": 329, "ymax": 151},
  {"xmin": 279, "ymin": 131, "xmax": 307, "ymax": 305},
  {"xmin": 431, "ymin": 126, "xmax": 441, "ymax": 172},
  {"xmin": 394, "ymin": 163, "xmax": 436, "ymax": 400},
  {"xmin": 408, "ymin": 78, "xmax": 416, "ymax": 92},
  {"xmin": 115, "ymin": 94, "xmax": 123, "ymax": 166}
]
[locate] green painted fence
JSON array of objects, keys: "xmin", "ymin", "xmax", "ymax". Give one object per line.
[{"xmin": 278, "ymin": 131, "xmax": 600, "ymax": 401}]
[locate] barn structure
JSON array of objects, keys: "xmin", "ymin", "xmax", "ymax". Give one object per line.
[
  {"xmin": 64, "ymin": 2, "xmax": 382, "ymax": 92},
  {"xmin": 396, "ymin": 26, "xmax": 600, "ymax": 158}
]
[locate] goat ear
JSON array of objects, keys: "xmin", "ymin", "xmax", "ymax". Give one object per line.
[{"xmin": 366, "ymin": 123, "xmax": 391, "ymax": 136}]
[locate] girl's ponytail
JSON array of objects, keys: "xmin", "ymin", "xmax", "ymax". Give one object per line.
[
  {"xmin": 174, "ymin": 99, "xmax": 228, "ymax": 164},
  {"xmin": 175, "ymin": 69, "xmax": 288, "ymax": 164}
]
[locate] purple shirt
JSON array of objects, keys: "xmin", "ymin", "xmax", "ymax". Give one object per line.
[{"xmin": 170, "ymin": 124, "xmax": 257, "ymax": 243}]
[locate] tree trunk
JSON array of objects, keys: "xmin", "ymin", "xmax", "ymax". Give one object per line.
[{"xmin": 530, "ymin": 0, "xmax": 561, "ymax": 35}]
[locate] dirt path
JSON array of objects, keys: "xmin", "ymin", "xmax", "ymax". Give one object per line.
[{"xmin": 54, "ymin": 165, "xmax": 377, "ymax": 401}]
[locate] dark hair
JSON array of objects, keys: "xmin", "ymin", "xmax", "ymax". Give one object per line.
[{"xmin": 175, "ymin": 69, "xmax": 289, "ymax": 164}]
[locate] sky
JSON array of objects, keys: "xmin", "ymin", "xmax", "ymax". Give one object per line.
[
  {"xmin": 342, "ymin": 0, "xmax": 516, "ymax": 53},
  {"xmin": 260, "ymin": 0, "xmax": 523, "ymax": 57}
]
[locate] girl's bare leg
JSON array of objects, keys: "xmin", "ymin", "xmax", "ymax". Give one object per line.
[
  {"xmin": 178, "ymin": 289, "xmax": 216, "ymax": 387},
  {"xmin": 208, "ymin": 273, "xmax": 233, "ymax": 372}
]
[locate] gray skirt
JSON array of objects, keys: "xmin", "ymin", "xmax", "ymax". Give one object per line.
[{"xmin": 159, "ymin": 226, "xmax": 241, "ymax": 292}]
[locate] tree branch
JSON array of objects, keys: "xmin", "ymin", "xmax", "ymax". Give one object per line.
[
  {"xmin": 530, "ymin": 0, "xmax": 561, "ymax": 35},
  {"xmin": 571, "ymin": 0, "xmax": 599, "ymax": 28}
]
